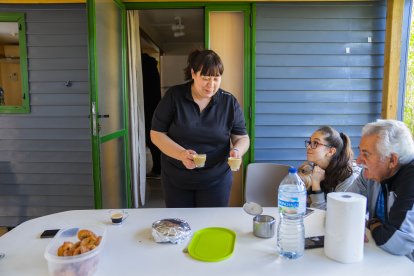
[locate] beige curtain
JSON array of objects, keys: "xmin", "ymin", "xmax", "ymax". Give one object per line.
[{"xmin": 127, "ymin": 10, "xmax": 146, "ymax": 207}]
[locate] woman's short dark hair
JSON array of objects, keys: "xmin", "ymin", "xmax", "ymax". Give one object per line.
[
  {"xmin": 184, "ymin": 49, "xmax": 224, "ymax": 81},
  {"xmin": 317, "ymin": 126, "xmax": 354, "ymax": 192}
]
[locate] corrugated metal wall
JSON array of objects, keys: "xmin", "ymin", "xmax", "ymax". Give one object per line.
[
  {"xmin": 255, "ymin": 1, "xmax": 386, "ymax": 167},
  {"xmin": 0, "ymin": 4, "xmax": 92, "ymax": 227}
]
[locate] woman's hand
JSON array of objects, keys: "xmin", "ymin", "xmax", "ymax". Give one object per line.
[
  {"xmin": 311, "ymin": 165, "xmax": 325, "ymax": 191},
  {"xmin": 179, "ymin": 149, "xmax": 197, "ymax": 169},
  {"xmin": 229, "ymin": 148, "xmax": 240, "ymax": 158},
  {"xmin": 230, "ymin": 134, "xmax": 250, "ymax": 157},
  {"xmin": 151, "ymin": 131, "xmax": 198, "ymax": 169}
]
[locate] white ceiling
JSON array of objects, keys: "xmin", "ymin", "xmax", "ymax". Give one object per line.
[{"xmin": 139, "ymin": 9, "xmax": 204, "ymax": 55}]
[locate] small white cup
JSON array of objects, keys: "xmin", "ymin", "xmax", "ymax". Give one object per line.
[
  {"xmin": 193, "ymin": 154, "xmax": 206, "ymax": 168},
  {"xmin": 108, "ymin": 210, "xmax": 129, "ymax": 224},
  {"xmin": 228, "ymin": 157, "xmax": 242, "ymax": 171}
]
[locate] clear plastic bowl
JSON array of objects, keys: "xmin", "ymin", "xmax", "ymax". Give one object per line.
[{"xmin": 44, "ymin": 225, "xmax": 106, "ymax": 276}]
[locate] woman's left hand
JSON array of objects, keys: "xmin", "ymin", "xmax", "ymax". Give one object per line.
[
  {"xmin": 230, "ymin": 148, "xmax": 240, "ymax": 158},
  {"xmin": 311, "ymin": 165, "xmax": 325, "ymax": 182},
  {"xmin": 230, "ymin": 134, "xmax": 250, "ymax": 158},
  {"xmin": 310, "ymin": 165, "xmax": 325, "ymax": 192}
]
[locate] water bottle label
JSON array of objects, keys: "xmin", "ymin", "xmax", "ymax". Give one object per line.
[{"xmin": 279, "ymin": 198, "xmax": 300, "ymax": 214}]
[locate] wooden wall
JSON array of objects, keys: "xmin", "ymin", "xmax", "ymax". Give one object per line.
[
  {"xmin": 254, "ymin": 1, "xmax": 386, "ymax": 167},
  {"xmin": 0, "ymin": 4, "xmax": 92, "ymax": 226}
]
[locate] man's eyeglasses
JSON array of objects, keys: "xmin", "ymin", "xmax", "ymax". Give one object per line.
[{"xmin": 304, "ymin": 140, "xmax": 332, "ymax": 149}]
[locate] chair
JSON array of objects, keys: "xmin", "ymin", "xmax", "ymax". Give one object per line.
[{"xmin": 244, "ymin": 163, "xmax": 291, "ymax": 207}]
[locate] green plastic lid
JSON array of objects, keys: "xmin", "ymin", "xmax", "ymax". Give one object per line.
[{"xmin": 187, "ymin": 227, "xmax": 236, "ymax": 262}]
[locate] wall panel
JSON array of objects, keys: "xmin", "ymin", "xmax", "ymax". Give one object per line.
[
  {"xmin": 255, "ymin": 1, "xmax": 385, "ymax": 165},
  {"xmin": 0, "ymin": 3, "xmax": 93, "ymax": 227}
]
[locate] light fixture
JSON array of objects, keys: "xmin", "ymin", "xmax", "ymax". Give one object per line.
[
  {"xmin": 173, "ymin": 31, "xmax": 185, "ymax": 38},
  {"xmin": 171, "ymin": 16, "xmax": 185, "ymax": 38}
]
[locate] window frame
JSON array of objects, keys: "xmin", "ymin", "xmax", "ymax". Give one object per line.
[{"xmin": 0, "ymin": 12, "xmax": 29, "ymax": 114}]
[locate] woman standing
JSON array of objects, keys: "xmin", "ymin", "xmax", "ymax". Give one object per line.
[
  {"xmin": 301, "ymin": 126, "xmax": 361, "ymax": 209},
  {"xmin": 150, "ymin": 49, "xmax": 250, "ymax": 207}
]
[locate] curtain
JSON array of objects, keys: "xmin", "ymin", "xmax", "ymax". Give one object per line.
[{"xmin": 127, "ymin": 10, "xmax": 146, "ymax": 207}]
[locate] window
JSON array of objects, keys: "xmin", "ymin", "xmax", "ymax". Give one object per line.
[{"xmin": 0, "ymin": 13, "xmax": 29, "ymax": 113}]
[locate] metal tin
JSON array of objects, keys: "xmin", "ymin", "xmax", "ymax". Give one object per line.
[{"xmin": 253, "ymin": 215, "xmax": 275, "ymax": 238}]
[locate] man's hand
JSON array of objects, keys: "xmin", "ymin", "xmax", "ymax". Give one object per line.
[{"xmin": 367, "ymin": 218, "xmax": 382, "ymax": 232}]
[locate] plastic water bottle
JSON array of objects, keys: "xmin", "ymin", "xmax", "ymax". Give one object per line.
[{"xmin": 277, "ymin": 167, "xmax": 307, "ymax": 259}]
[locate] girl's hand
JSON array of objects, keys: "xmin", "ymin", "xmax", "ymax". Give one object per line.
[
  {"xmin": 311, "ymin": 165, "xmax": 325, "ymax": 182},
  {"xmin": 310, "ymin": 165, "xmax": 325, "ymax": 191}
]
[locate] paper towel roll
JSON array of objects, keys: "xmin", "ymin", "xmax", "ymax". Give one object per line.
[{"xmin": 324, "ymin": 192, "xmax": 367, "ymax": 263}]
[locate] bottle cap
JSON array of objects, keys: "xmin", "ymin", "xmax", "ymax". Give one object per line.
[{"xmin": 288, "ymin": 167, "xmax": 297, "ymax": 173}]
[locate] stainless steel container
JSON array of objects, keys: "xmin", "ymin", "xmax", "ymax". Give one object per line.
[{"xmin": 253, "ymin": 215, "xmax": 275, "ymax": 238}]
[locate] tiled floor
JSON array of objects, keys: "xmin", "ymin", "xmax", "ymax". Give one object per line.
[
  {"xmin": 143, "ymin": 177, "xmax": 165, "ymax": 208},
  {"xmin": 143, "ymin": 147, "xmax": 165, "ymax": 208}
]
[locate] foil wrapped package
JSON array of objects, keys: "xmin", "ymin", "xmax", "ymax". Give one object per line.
[{"xmin": 152, "ymin": 218, "xmax": 192, "ymax": 244}]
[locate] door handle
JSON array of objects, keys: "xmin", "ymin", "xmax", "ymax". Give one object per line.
[
  {"xmin": 87, "ymin": 114, "xmax": 109, "ymax": 118},
  {"xmin": 91, "ymin": 102, "xmax": 97, "ymax": 136},
  {"xmin": 90, "ymin": 102, "xmax": 110, "ymax": 136}
]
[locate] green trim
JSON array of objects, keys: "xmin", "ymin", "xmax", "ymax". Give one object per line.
[
  {"xmin": 119, "ymin": 1, "xmax": 133, "ymax": 208},
  {"xmin": 0, "ymin": 13, "xmax": 30, "ymax": 114},
  {"xmin": 126, "ymin": 2, "xmax": 203, "ymax": 9},
  {"xmin": 88, "ymin": 0, "xmax": 132, "ymax": 209},
  {"xmin": 204, "ymin": 8, "xmax": 209, "ymax": 49},
  {"xmin": 204, "ymin": 4, "xmax": 252, "ymax": 162},
  {"xmin": 123, "ymin": 2, "xmax": 255, "ymax": 204},
  {"xmin": 204, "ymin": 4, "xmax": 252, "ymax": 204},
  {"xmin": 87, "ymin": 0, "xmax": 103, "ymax": 209},
  {"xmin": 114, "ymin": 0, "xmax": 124, "ymax": 9},
  {"xmin": 250, "ymin": 3, "xmax": 256, "ymax": 163},
  {"xmin": 206, "ymin": 4, "xmax": 251, "ymax": 11},
  {"xmin": 244, "ymin": 5, "xmax": 253, "ymax": 165},
  {"xmin": 125, "ymin": 2, "xmax": 259, "ymax": 9},
  {"xmin": 100, "ymin": 129, "xmax": 126, "ymax": 143}
]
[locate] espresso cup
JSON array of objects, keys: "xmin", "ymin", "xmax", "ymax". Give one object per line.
[
  {"xmin": 193, "ymin": 154, "xmax": 206, "ymax": 168},
  {"xmin": 253, "ymin": 215, "xmax": 275, "ymax": 238},
  {"xmin": 109, "ymin": 210, "xmax": 129, "ymax": 224},
  {"xmin": 228, "ymin": 157, "xmax": 242, "ymax": 171}
]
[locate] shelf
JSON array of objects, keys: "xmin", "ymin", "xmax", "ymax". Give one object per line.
[{"xmin": 0, "ymin": 58, "xmax": 20, "ymax": 64}]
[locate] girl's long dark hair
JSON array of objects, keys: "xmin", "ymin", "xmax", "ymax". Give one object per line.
[
  {"xmin": 318, "ymin": 126, "xmax": 354, "ymax": 192},
  {"xmin": 183, "ymin": 49, "xmax": 224, "ymax": 81}
]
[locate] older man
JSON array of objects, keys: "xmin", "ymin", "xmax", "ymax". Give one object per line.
[{"xmin": 348, "ymin": 119, "xmax": 414, "ymax": 261}]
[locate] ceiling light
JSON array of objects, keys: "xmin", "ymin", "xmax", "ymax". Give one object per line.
[
  {"xmin": 172, "ymin": 16, "xmax": 185, "ymax": 37},
  {"xmin": 173, "ymin": 31, "xmax": 185, "ymax": 38}
]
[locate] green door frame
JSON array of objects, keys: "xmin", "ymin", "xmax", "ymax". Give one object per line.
[
  {"xmin": 87, "ymin": 1, "xmax": 255, "ymax": 207},
  {"xmin": 87, "ymin": 0, "xmax": 132, "ymax": 209},
  {"xmin": 125, "ymin": 2, "xmax": 255, "ymax": 164},
  {"xmin": 204, "ymin": 4, "xmax": 253, "ymax": 166}
]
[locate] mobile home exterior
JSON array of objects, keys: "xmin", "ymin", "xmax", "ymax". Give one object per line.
[{"xmin": 0, "ymin": 0, "xmax": 410, "ymax": 226}]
